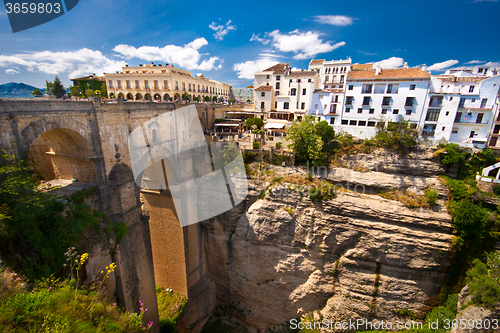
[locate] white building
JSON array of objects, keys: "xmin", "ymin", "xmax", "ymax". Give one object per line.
[
  {"xmin": 232, "ymin": 86, "xmax": 254, "ymax": 103},
  {"xmin": 423, "ymin": 71, "xmax": 500, "ymax": 148},
  {"xmin": 254, "ymin": 63, "xmax": 319, "ymax": 122},
  {"xmin": 339, "ymin": 65, "xmax": 431, "ymax": 138}
]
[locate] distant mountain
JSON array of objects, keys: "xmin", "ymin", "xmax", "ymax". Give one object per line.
[{"xmin": 0, "ymin": 82, "xmax": 46, "ymax": 98}]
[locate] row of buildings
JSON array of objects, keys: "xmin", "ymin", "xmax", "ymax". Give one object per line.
[
  {"xmin": 253, "ymin": 59, "xmax": 500, "ymax": 149},
  {"xmin": 72, "ymin": 62, "xmax": 233, "ymax": 102}
]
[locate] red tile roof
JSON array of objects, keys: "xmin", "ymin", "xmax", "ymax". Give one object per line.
[
  {"xmin": 309, "ymin": 59, "xmax": 325, "ymax": 65},
  {"xmin": 255, "ymin": 86, "xmax": 272, "ymax": 91},
  {"xmin": 351, "ymin": 64, "xmax": 373, "ymax": 71},
  {"xmin": 347, "ymin": 68, "xmax": 431, "ymax": 80},
  {"xmin": 263, "ymin": 63, "xmax": 289, "ymax": 74},
  {"xmin": 288, "ymin": 71, "xmax": 316, "ymax": 77}
]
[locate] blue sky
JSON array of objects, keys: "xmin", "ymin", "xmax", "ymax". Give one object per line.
[{"xmin": 0, "ymin": 0, "xmax": 499, "ymax": 89}]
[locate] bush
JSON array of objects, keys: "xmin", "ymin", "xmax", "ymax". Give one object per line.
[
  {"xmin": 493, "ymin": 184, "xmax": 500, "ymax": 196},
  {"xmin": 439, "ymin": 143, "xmax": 468, "ymax": 166},
  {"xmin": 253, "ymin": 142, "xmax": 260, "ymax": 149},
  {"xmin": 466, "ymin": 251, "xmax": 500, "ymax": 310},
  {"xmin": 451, "ymin": 199, "xmax": 489, "ymax": 245},
  {"xmin": 425, "ymin": 189, "xmax": 438, "ymax": 206},
  {"xmin": 276, "ymin": 142, "xmax": 282, "ymax": 149},
  {"xmin": 309, "ymin": 180, "xmax": 336, "ymax": 201},
  {"xmin": 444, "ymin": 177, "xmax": 474, "ymax": 201}
]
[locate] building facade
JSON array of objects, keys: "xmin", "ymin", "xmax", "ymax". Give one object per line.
[{"xmin": 104, "ymin": 63, "xmax": 231, "ymax": 102}]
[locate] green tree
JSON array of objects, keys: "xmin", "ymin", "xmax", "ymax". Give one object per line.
[
  {"xmin": 50, "ymin": 76, "xmax": 66, "ymax": 98},
  {"xmin": 194, "ymin": 96, "xmax": 199, "ymax": 101},
  {"xmin": 314, "ymin": 120, "xmax": 335, "ymax": 153},
  {"xmin": 94, "ymin": 89, "xmax": 102, "ymax": 98},
  {"xmin": 451, "ymin": 199, "xmax": 489, "ymax": 245},
  {"xmin": 286, "ymin": 115, "xmax": 329, "ymax": 165},
  {"xmin": 245, "ymin": 117, "xmax": 264, "ymax": 129},
  {"xmin": 85, "ymin": 89, "xmax": 94, "ymax": 97},
  {"xmin": 100, "ymin": 82, "xmax": 107, "ymax": 98},
  {"xmin": 204, "ymin": 96, "xmax": 211, "ymax": 102},
  {"xmin": 374, "ymin": 118, "xmax": 418, "ymax": 152},
  {"xmin": 212, "ymin": 96, "xmax": 217, "ymax": 102},
  {"xmin": 182, "ymin": 92, "xmax": 190, "ymax": 101},
  {"xmin": 68, "ymin": 86, "xmax": 81, "ymax": 98},
  {"xmin": 31, "ymin": 89, "xmax": 43, "ymax": 97},
  {"xmin": 45, "ymin": 80, "xmax": 52, "ymax": 95},
  {"xmin": 467, "ymin": 251, "xmax": 500, "ymax": 309}
]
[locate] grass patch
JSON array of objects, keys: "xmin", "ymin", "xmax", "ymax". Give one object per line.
[
  {"xmin": 378, "ymin": 190, "xmax": 432, "ymax": 208},
  {"xmin": 156, "ymin": 286, "xmax": 187, "ymax": 333}
]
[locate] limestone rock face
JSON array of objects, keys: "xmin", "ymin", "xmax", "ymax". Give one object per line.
[
  {"xmin": 202, "ymin": 160, "xmax": 455, "ymax": 331},
  {"xmin": 340, "ymin": 147, "xmax": 449, "ymax": 177}
]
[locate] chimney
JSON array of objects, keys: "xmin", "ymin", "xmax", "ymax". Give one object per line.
[
  {"xmin": 421, "ymin": 65, "xmax": 426, "ymax": 71},
  {"xmin": 125, "ymin": 64, "xmax": 128, "ymax": 67},
  {"xmin": 403, "ymin": 62, "xmax": 409, "ymax": 68},
  {"xmin": 375, "ymin": 66, "xmax": 381, "ymax": 75}
]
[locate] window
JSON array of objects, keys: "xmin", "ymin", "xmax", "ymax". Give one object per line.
[
  {"xmin": 445, "ymin": 111, "xmax": 449, "ymax": 116},
  {"xmin": 349, "ymin": 120, "xmax": 357, "ymax": 126},
  {"xmin": 382, "ymin": 109, "xmax": 387, "ymax": 114},
  {"xmin": 406, "ymin": 109, "xmax": 412, "ymax": 115},
  {"xmin": 425, "ymin": 109, "xmax": 440, "ymax": 121},
  {"xmin": 442, "ymin": 127, "xmax": 446, "ymax": 131},
  {"xmin": 469, "ymin": 86, "xmax": 475, "ymax": 93},
  {"xmin": 135, "ymin": 80, "xmax": 140, "ymax": 89},
  {"xmin": 367, "ymin": 121, "xmax": 376, "ymax": 127},
  {"xmin": 358, "ymin": 108, "xmax": 362, "ymax": 113},
  {"xmin": 369, "ymin": 108, "xmax": 374, "ymax": 114},
  {"xmin": 469, "ymin": 131, "xmax": 475, "ymax": 138},
  {"xmin": 275, "ymin": 91, "xmax": 279, "ymax": 96},
  {"xmin": 345, "ymin": 108, "xmax": 350, "ymax": 113},
  {"xmin": 481, "ymin": 98, "xmax": 488, "ymax": 108},
  {"xmin": 459, "ymin": 98, "xmax": 466, "ymax": 108},
  {"xmin": 348, "ymin": 85, "xmax": 353, "ymax": 90},
  {"xmin": 276, "ymin": 75, "xmax": 280, "ymax": 81},
  {"xmin": 301, "ymin": 102, "xmax": 305, "ymax": 110},
  {"xmin": 478, "ymin": 68, "xmax": 484, "ymax": 73},
  {"xmin": 454, "ymin": 112, "xmax": 462, "ymax": 123},
  {"xmin": 298, "ymin": 79, "xmax": 301, "ymax": 83},
  {"xmin": 452, "ymin": 128, "xmax": 458, "ymax": 134},
  {"xmin": 302, "ymin": 89, "xmax": 306, "ymax": 95},
  {"xmin": 315, "ymin": 104, "xmax": 318, "ymax": 109},
  {"xmin": 261, "ymin": 92, "xmax": 265, "ymax": 97},
  {"xmin": 330, "ymin": 118, "xmax": 335, "ymax": 125},
  {"xmin": 428, "ymin": 96, "xmax": 443, "ymax": 107},
  {"xmin": 362, "ymin": 84, "xmax": 373, "ymax": 93},
  {"xmin": 276, "ymin": 82, "xmax": 280, "ymax": 89},
  {"xmin": 382, "ymin": 96, "xmax": 391, "ymax": 106},
  {"xmin": 330, "ymin": 104, "xmax": 337, "ymax": 113},
  {"xmin": 374, "ymin": 84, "xmax": 385, "ymax": 94},
  {"xmin": 266, "ymin": 75, "xmax": 270, "ymax": 79},
  {"xmin": 324, "ymin": 104, "xmax": 327, "ymax": 110},
  {"xmin": 387, "ymin": 84, "xmax": 399, "ymax": 94},
  {"xmin": 109, "ymin": 80, "xmax": 113, "ymax": 88},
  {"xmin": 308, "ymin": 79, "xmax": 312, "ymax": 83},
  {"xmin": 175, "ymin": 81, "xmax": 179, "ymax": 90},
  {"xmin": 362, "ymin": 97, "xmax": 370, "ymax": 105},
  {"xmin": 275, "ymin": 101, "xmax": 277, "ymax": 108},
  {"xmin": 358, "ymin": 121, "xmax": 366, "ymax": 126},
  {"xmin": 410, "ymin": 84, "xmax": 416, "ymax": 90},
  {"xmin": 405, "ymin": 97, "xmax": 414, "ymax": 106},
  {"xmin": 472, "ymin": 98, "xmax": 476, "ymax": 103},
  {"xmin": 260, "ymin": 102, "xmax": 265, "ymax": 109},
  {"xmin": 346, "ymin": 96, "xmax": 354, "ymax": 105},
  {"xmin": 154, "ymin": 80, "xmax": 159, "ymax": 89},
  {"xmin": 341, "ymin": 120, "xmax": 348, "ymax": 125},
  {"xmin": 393, "ymin": 109, "xmax": 399, "ymax": 115},
  {"xmin": 449, "ymin": 97, "xmax": 453, "ymax": 101},
  {"xmin": 145, "ymin": 80, "xmax": 149, "ymax": 89},
  {"xmin": 387, "ymin": 84, "xmax": 392, "ymax": 93},
  {"xmin": 126, "ymin": 80, "xmax": 130, "ymax": 89},
  {"xmin": 335, "ymin": 95, "xmax": 339, "ymax": 102},
  {"xmin": 325, "ymin": 76, "xmax": 329, "ymax": 82},
  {"xmin": 284, "ymin": 102, "xmax": 289, "ymax": 110},
  {"xmin": 291, "ymin": 88, "xmax": 297, "ymax": 96},
  {"xmin": 476, "ymin": 113, "xmax": 484, "ymax": 124},
  {"xmin": 117, "ymin": 80, "xmax": 122, "ymax": 89},
  {"xmin": 422, "ymin": 124, "xmax": 436, "ymax": 137}
]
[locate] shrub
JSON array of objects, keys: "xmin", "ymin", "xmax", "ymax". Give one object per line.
[
  {"xmin": 493, "ymin": 184, "xmax": 500, "ymax": 196},
  {"xmin": 425, "ymin": 189, "xmax": 438, "ymax": 206},
  {"xmin": 309, "ymin": 180, "xmax": 336, "ymax": 201},
  {"xmin": 466, "ymin": 251, "xmax": 500, "ymax": 310},
  {"xmin": 444, "ymin": 177, "xmax": 473, "ymax": 201},
  {"xmin": 451, "ymin": 199, "xmax": 489, "ymax": 245},
  {"xmin": 379, "ymin": 190, "xmax": 430, "ymax": 208},
  {"xmin": 276, "ymin": 142, "xmax": 282, "ymax": 149},
  {"xmin": 253, "ymin": 142, "xmax": 260, "ymax": 149}
]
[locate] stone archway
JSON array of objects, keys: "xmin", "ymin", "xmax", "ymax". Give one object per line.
[
  {"xmin": 126, "ymin": 93, "xmax": 133, "ymax": 100},
  {"xmin": 174, "ymin": 93, "xmax": 180, "ymax": 100},
  {"xmin": 135, "ymin": 93, "xmax": 142, "ymax": 100},
  {"xmin": 163, "ymin": 93, "xmax": 171, "ymax": 101},
  {"xmin": 154, "ymin": 93, "xmax": 161, "ymax": 101},
  {"xmin": 118, "ymin": 93, "xmax": 124, "ymax": 99},
  {"xmin": 27, "ymin": 128, "xmax": 97, "ymax": 183},
  {"xmin": 145, "ymin": 93, "xmax": 152, "ymax": 101}
]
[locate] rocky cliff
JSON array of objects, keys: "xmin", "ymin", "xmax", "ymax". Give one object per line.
[{"xmin": 201, "ymin": 148, "xmax": 456, "ymax": 332}]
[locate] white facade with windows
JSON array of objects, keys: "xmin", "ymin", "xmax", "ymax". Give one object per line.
[
  {"xmin": 423, "ymin": 72, "xmax": 500, "ymax": 148},
  {"xmin": 340, "ymin": 66, "xmax": 431, "ymax": 138}
]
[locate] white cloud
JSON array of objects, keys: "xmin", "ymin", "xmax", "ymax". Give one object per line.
[
  {"xmin": 209, "ymin": 20, "xmax": 236, "ymax": 41},
  {"xmin": 233, "ymin": 55, "xmax": 281, "ymax": 79},
  {"xmin": 266, "ymin": 30, "xmax": 345, "ymax": 60},
  {"xmin": 427, "ymin": 59, "xmax": 459, "ymax": 71},
  {"xmin": 6, "ymin": 68, "xmax": 19, "ymax": 74},
  {"xmin": 113, "ymin": 38, "xmax": 221, "ymax": 70},
  {"xmin": 465, "ymin": 60, "xmax": 485, "ymax": 64},
  {"xmin": 313, "ymin": 15, "xmax": 354, "ymax": 26},
  {"xmin": 0, "ymin": 48, "xmax": 126, "ymax": 78},
  {"xmin": 250, "ymin": 33, "xmax": 269, "ymax": 45},
  {"xmin": 473, "ymin": 0, "xmax": 498, "ymax": 2},
  {"xmin": 484, "ymin": 61, "xmax": 500, "ymax": 67},
  {"xmin": 373, "ymin": 57, "xmax": 404, "ymax": 69}
]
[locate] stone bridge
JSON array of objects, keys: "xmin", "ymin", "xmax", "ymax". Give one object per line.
[{"xmin": 0, "ymin": 98, "xmax": 227, "ymax": 333}]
